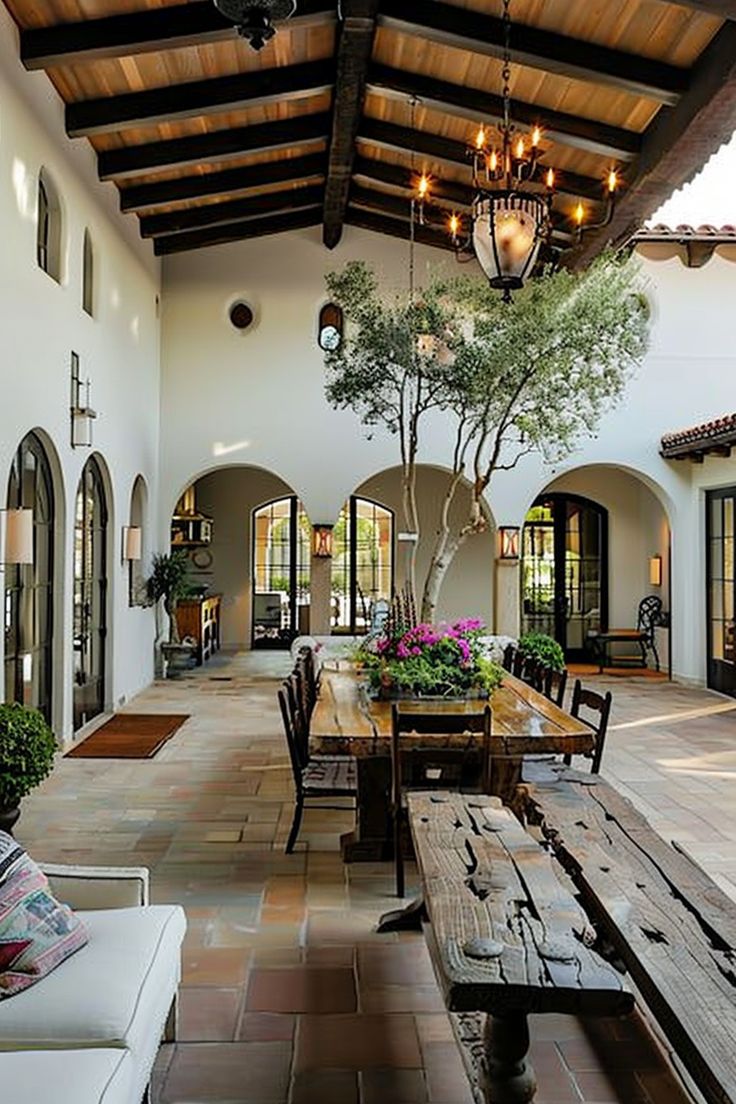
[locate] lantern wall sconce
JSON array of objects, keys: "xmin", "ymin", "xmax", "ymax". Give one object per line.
[
  {"xmin": 313, "ymin": 525, "xmax": 334, "ymax": 558},
  {"xmin": 1, "ymin": 508, "xmax": 34, "ymax": 566},
  {"xmin": 122, "ymin": 526, "xmax": 142, "ymax": 562},
  {"xmin": 70, "ymin": 351, "xmax": 97, "ymax": 448},
  {"xmin": 649, "ymin": 554, "xmax": 663, "ymax": 588},
  {"xmin": 498, "ymin": 526, "xmax": 521, "ymax": 561}
]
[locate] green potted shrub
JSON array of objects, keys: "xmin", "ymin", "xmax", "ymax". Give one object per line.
[
  {"xmin": 517, "ymin": 631, "xmax": 566, "ymax": 672},
  {"xmin": 146, "ymin": 550, "xmax": 195, "ymax": 676},
  {"xmin": 0, "ymin": 702, "xmax": 57, "ymax": 835}
]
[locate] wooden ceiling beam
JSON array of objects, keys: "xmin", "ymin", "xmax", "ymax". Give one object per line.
[
  {"xmin": 322, "ymin": 0, "xmax": 380, "ymax": 249},
  {"xmin": 568, "ymin": 21, "xmax": 736, "ymax": 268},
  {"xmin": 153, "ymin": 206, "xmax": 322, "ymax": 256},
  {"xmin": 378, "ymin": 0, "xmax": 688, "ymax": 105},
  {"xmin": 119, "ymin": 152, "xmax": 327, "ymax": 213},
  {"xmin": 367, "ymin": 64, "xmax": 640, "ymax": 162},
  {"xmin": 353, "ymin": 154, "xmax": 473, "ymax": 206},
  {"xmin": 345, "ymin": 205, "xmax": 464, "ymax": 252},
  {"xmin": 358, "ymin": 118, "xmax": 607, "ymax": 203},
  {"xmin": 98, "ymin": 112, "xmax": 330, "ymax": 181},
  {"xmin": 67, "ymin": 59, "xmax": 334, "ymax": 138},
  {"xmin": 21, "ymin": 1, "xmax": 335, "ymax": 70},
  {"xmin": 139, "ymin": 182, "xmax": 325, "ymax": 237},
  {"xmin": 666, "ymin": 1, "xmax": 736, "ymax": 16}
]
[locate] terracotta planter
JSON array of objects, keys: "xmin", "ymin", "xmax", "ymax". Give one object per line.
[{"xmin": 0, "ymin": 805, "xmax": 21, "ymax": 836}]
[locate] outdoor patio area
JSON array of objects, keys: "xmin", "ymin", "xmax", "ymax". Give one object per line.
[{"xmin": 15, "ymin": 652, "xmax": 736, "ymax": 1104}]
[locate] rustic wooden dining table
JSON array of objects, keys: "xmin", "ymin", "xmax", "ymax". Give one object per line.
[{"xmin": 310, "ymin": 664, "xmax": 593, "ymax": 862}]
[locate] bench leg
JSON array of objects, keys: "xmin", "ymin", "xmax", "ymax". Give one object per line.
[
  {"xmin": 376, "ymin": 895, "xmax": 427, "ymax": 933},
  {"xmin": 482, "ymin": 1013, "xmax": 536, "ymax": 1104}
]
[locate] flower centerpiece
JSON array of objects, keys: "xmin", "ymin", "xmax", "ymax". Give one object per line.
[{"xmin": 358, "ymin": 617, "xmax": 504, "ymax": 700}]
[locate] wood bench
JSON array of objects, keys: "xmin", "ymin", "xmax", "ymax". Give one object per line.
[
  {"xmin": 385, "ymin": 791, "xmax": 633, "ymax": 1104},
  {"xmin": 519, "ymin": 769, "xmax": 736, "ymax": 1104}
]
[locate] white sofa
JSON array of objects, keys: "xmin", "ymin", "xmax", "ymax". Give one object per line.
[{"xmin": 0, "ymin": 863, "xmax": 186, "ymax": 1104}]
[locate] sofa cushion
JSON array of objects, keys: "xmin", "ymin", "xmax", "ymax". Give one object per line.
[
  {"xmin": 0, "ymin": 832, "xmax": 88, "ymax": 999},
  {"xmin": 0, "ymin": 904, "xmax": 186, "ymax": 1050},
  {"xmin": 0, "ymin": 1047, "xmax": 133, "ymax": 1104}
]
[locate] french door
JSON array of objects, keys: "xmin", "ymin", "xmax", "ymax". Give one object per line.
[
  {"xmin": 73, "ymin": 458, "xmax": 108, "ymax": 730},
  {"xmin": 707, "ymin": 489, "xmax": 736, "ymax": 696},
  {"xmin": 522, "ymin": 494, "xmax": 608, "ymax": 660},
  {"xmin": 252, "ymin": 497, "xmax": 311, "ymax": 648}
]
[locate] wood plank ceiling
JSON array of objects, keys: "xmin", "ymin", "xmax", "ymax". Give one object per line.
[{"xmin": 5, "ymin": 0, "xmax": 736, "ymax": 259}]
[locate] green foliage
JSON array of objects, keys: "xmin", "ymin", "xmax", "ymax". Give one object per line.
[
  {"xmin": 146, "ymin": 550, "xmax": 191, "ymax": 605},
  {"xmin": 0, "ymin": 702, "xmax": 57, "ymax": 809},
  {"xmin": 518, "ymin": 632, "xmax": 566, "ymax": 672}
]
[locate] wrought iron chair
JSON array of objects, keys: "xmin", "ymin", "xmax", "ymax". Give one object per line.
[{"xmin": 588, "ymin": 596, "xmax": 663, "ymax": 672}]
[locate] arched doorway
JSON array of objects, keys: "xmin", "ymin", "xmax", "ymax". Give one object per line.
[
  {"xmin": 73, "ymin": 456, "xmax": 108, "ymax": 730},
  {"xmin": 331, "ymin": 496, "xmax": 393, "ymax": 634},
  {"xmin": 252, "ymin": 496, "xmax": 311, "ymax": 647},
  {"xmin": 522, "ymin": 493, "xmax": 608, "ymax": 660},
  {"xmin": 4, "ymin": 432, "xmax": 55, "ymax": 723}
]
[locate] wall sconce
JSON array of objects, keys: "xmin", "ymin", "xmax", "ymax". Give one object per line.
[
  {"xmin": 498, "ymin": 526, "xmax": 521, "ymax": 561},
  {"xmin": 1, "ymin": 509, "xmax": 34, "ymax": 565},
  {"xmin": 649, "ymin": 554, "xmax": 662, "ymax": 587},
  {"xmin": 122, "ymin": 526, "xmax": 142, "ymax": 562},
  {"xmin": 312, "ymin": 525, "xmax": 334, "ymax": 558},
  {"xmin": 70, "ymin": 351, "xmax": 97, "ymax": 448}
]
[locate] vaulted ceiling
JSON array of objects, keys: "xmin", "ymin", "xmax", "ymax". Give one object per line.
[{"xmin": 5, "ymin": 0, "xmax": 736, "ymax": 260}]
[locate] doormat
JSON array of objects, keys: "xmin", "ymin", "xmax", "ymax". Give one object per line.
[{"xmin": 67, "ymin": 713, "xmax": 190, "ymax": 759}]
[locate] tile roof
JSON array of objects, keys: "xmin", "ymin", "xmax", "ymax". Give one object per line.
[
  {"xmin": 661, "ymin": 414, "xmax": 736, "ymax": 459},
  {"xmin": 637, "ymin": 224, "xmax": 736, "ymax": 241}
]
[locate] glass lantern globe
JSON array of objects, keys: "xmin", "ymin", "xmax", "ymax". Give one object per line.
[{"xmin": 472, "ymin": 193, "xmax": 547, "ymax": 297}]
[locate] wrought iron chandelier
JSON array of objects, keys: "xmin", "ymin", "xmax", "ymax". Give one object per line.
[
  {"xmin": 213, "ymin": 0, "xmax": 297, "ymax": 50},
  {"xmin": 413, "ymin": 0, "xmax": 620, "ymax": 300}
]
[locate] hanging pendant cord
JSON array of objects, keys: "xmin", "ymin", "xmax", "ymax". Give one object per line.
[{"xmin": 409, "ymin": 95, "xmax": 419, "ymax": 305}]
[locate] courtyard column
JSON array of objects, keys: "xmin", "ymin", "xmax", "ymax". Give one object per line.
[
  {"xmin": 494, "ymin": 541, "xmax": 521, "ymax": 639},
  {"xmin": 309, "ymin": 553, "xmax": 333, "ymax": 636}
]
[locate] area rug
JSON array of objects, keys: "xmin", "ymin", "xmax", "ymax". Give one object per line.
[{"xmin": 67, "ymin": 713, "xmax": 190, "ymax": 759}]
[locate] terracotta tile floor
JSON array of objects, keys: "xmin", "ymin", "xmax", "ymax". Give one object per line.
[{"xmin": 16, "ymin": 652, "xmax": 736, "ymax": 1103}]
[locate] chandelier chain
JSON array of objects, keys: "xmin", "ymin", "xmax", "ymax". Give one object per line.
[{"xmin": 502, "ymin": 0, "xmax": 512, "ymax": 132}]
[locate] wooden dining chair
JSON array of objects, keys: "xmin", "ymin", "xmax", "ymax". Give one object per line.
[
  {"xmin": 564, "ymin": 679, "xmax": 613, "ymax": 774},
  {"xmin": 277, "ymin": 684, "xmax": 357, "ymax": 853},
  {"xmin": 502, "ymin": 643, "xmax": 517, "ymax": 672},
  {"xmin": 390, "ymin": 704, "xmax": 492, "ymax": 898},
  {"xmin": 543, "ymin": 665, "xmax": 568, "ymax": 708}
]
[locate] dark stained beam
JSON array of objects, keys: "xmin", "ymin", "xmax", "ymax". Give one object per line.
[
  {"xmin": 120, "ymin": 152, "xmax": 327, "ymax": 213},
  {"xmin": 139, "ymin": 182, "xmax": 324, "ymax": 237},
  {"xmin": 667, "ymin": 0, "xmax": 736, "ymax": 15},
  {"xmin": 354, "ymin": 154, "xmax": 473, "ymax": 207},
  {"xmin": 322, "ymin": 0, "xmax": 380, "ymax": 249},
  {"xmin": 568, "ymin": 21, "xmax": 736, "ymax": 268},
  {"xmin": 21, "ymin": 1, "xmax": 334, "ymax": 70},
  {"xmin": 378, "ymin": 0, "xmax": 688, "ymax": 105},
  {"xmin": 67, "ymin": 60, "xmax": 334, "ymax": 138},
  {"xmin": 358, "ymin": 117, "xmax": 607, "ymax": 203},
  {"xmin": 345, "ymin": 205, "xmax": 463, "ymax": 252},
  {"xmin": 153, "ymin": 207, "xmax": 322, "ymax": 256},
  {"xmin": 98, "ymin": 112, "xmax": 330, "ymax": 181},
  {"xmin": 367, "ymin": 64, "xmax": 640, "ymax": 162}
]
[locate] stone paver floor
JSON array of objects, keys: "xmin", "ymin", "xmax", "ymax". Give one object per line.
[{"xmin": 16, "ymin": 651, "xmax": 736, "ymax": 1103}]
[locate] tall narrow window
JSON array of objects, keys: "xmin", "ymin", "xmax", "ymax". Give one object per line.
[
  {"xmin": 128, "ymin": 476, "xmax": 147, "ymax": 607},
  {"xmin": 82, "ymin": 229, "xmax": 94, "ymax": 316},
  {"xmin": 73, "ymin": 457, "xmax": 108, "ymax": 731},
  {"xmin": 331, "ymin": 497, "xmax": 393, "ymax": 634},
  {"xmin": 36, "ymin": 169, "xmax": 62, "ymax": 283}
]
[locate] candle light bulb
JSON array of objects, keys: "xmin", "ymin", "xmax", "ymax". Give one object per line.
[
  {"xmin": 531, "ymin": 126, "xmax": 541, "ymax": 147},
  {"xmin": 607, "ymin": 169, "xmax": 618, "ymax": 193},
  {"xmin": 515, "ymin": 136, "xmax": 525, "ymax": 160},
  {"xmin": 545, "ymin": 166, "xmax": 555, "ymax": 190},
  {"xmin": 489, "ymin": 149, "xmax": 498, "ymax": 173},
  {"xmin": 417, "ymin": 174, "xmax": 430, "ymax": 199},
  {"xmin": 575, "ymin": 202, "xmax": 585, "ymax": 226},
  {"xmin": 475, "ymin": 126, "xmax": 486, "ymax": 150},
  {"xmin": 448, "ymin": 213, "xmax": 460, "ymax": 238}
]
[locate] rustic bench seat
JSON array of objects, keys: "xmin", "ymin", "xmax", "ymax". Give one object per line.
[
  {"xmin": 520, "ymin": 769, "xmax": 736, "ymax": 1104},
  {"xmin": 395, "ymin": 791, "xmax": 633, "ymax": 1103}
]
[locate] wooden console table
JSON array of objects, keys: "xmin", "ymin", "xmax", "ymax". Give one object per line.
[{"xmin": 175, "ymin": 595, "xmax": 222, "ymax": 665}]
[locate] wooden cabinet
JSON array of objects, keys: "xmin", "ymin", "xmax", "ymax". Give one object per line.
[{"xmin": 175, "ymin": 595, "xmax": 222, "ymax": 665}]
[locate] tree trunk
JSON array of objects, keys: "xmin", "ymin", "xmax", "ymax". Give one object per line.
[
  {"xmin": 421, "ymin": 530, "xmax": 463, "ymax": 622},
  {"xmin": 401, "ymin": 463, "xmax": 420, "ymax": 604},
  {"xmin": 165, "ymin": 597, "xmax": 180, "ymax": 644}
]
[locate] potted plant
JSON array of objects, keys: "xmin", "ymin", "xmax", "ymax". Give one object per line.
[
  {"xmin": 0, "ymin": 703, "xmax": 57, "ymax": 835},
  {"xmin": 146, "ymin": 550, "xmax": 195, "ymax": 676},
  {"xmin": 517, "ymin": 631, "xmax": 566, "ymax": 672}
]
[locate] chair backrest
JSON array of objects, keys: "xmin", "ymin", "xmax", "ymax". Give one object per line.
[
  {"xmin": 512, "ymin": 650, "xmax": 525, "ymax": 678},
  {"xmin": 391, "ymin": 705, "xmax": 493, "ymax": 801},
  {"xmin": 285, "ymin": 674, "xmax": 309, "ymax": 769},
  {"xmin": 543, "ymin": 665, "xmax": 568, "ymax": 708},
  {"xmin": 521, "ymin": 655, "xmax": 543, "ymax": 690},
  {"xmin": 277, "ymin": 683, "xmax": 305, "ymax": 793},
  {"xmin": 292, "ymin": 658, "xmax": 313, "ymax": 737},
  {"xmin": 570, "ymin": 679, "xmax": 613, "ymax": 773},
  {"xmin": 502, "ymin": 643, "xmax": 516, "ymax": 672},
  {"xmin": 637, "ymin": 596, "xmax": 663, "ymax": 641}
]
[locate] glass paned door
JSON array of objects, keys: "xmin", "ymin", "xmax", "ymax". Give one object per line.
[
  {"xmin": 4, "ymin": 433, "xmax": 55, "ymax": 723},
  {"xmin": 522, "ymin": 495, "xmax": 608, "ymax": 660},
  {"xmin": 73, "ymin": 458, "xmax": 108, "ymax": 731},
  {"xmin": 252, "ymin": 497, "xmax": 311, "ymax": 648},
  {"xmin": 707, "ymin": 489, "xmax": 736, "ymax": 696},
  {"xmin": 331, "ymin": 497, "xmax": 393, "ymax": 634}
]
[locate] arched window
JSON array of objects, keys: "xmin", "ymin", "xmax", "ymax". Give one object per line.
[
  {"xmin": 73, "ymin": 457, "xmax": 109, "ymax": 731},
  {"xmin": 317, "ymin": 302, "xmax": 343, "ymax": 351},
  {"xmin": 37, "ymin": 169, "xmax": 62, "ymax": 283},
  {"xmin": 252, "ymin": 497, "xmax": 311, "ymax": 647},
  {"xmin": 331, "ymin": 497, "xmax": 393, "ymax": 634},
  {"xmin": 4, "ymin": 432, "xmax": 56, "ymax": 724},
  {"xmin": 82, "ymin": 228, "xmax": 94, "ymax": 316},
  {"xmin": 128, "ymin": 475, "xmax": 147, "ymax": 607}
]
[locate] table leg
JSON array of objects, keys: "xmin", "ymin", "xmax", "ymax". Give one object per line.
[
  {"xmin": 340, "ymin": 756, "xmax": 394, "ymax": 862},
  {"xmin": 481, "ymin": 1014, "xmax": 537, "ymax": 1104},
  {"xmin": 376, "ymin": 896, "xmax": 427, "ymax": 933},
  {"xmin": 489, "ymin": 756, "xmax": 522, "ymax": 805}
]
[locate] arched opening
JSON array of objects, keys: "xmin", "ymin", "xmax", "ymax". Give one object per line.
[
  {"xmin": 4, "ymin": 432, "xmax": 56, "ymax": 724},
  {"xmin": 331, "ymin": 496, "xmax": 393, "ymax": 634},
  {"xmin": 252, "ymin": 496, "xmax": 311, "ymax": 647},
  {"xmin": 73, "ymin": 456, "xmax": 109, "ymax": 730},
  {"xmin": 128, "ymin": 475, "xmax": 147, "ymax": 607},
  {"xmin": 36, "ymin": 168, "xmax": 63, "ymax": 283},
  {"xmin": 82, "ymin": 228, "xmax": 94, "ymax": 316}
]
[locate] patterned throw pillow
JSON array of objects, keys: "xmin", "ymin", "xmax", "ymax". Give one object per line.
[{"xmin": 0, "ymin": 831, "xmax": 88, "ymax": 999}]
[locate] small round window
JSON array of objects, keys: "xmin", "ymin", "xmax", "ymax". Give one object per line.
[
  {"xmin": 318, "ymin": 302, "xmax": 343, "ymax": 352},
  {"xmin": 229, "ymin": 301, "xmax": 254, "ymax": 331}
]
